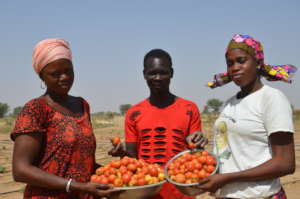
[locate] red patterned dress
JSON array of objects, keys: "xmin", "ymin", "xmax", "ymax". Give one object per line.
[
  {"xmin": 125, "ymin": 97, "xmax": 202, "ymax": 199},
  {"xmin": 11, "ymin": 97, "xmax": 96, "ymax": 199}
]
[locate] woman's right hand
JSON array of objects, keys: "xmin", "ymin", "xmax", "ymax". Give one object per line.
[
  {"xmin": 74, "ymin": 181, "xmax": 123, "ymax": 198},
  {"xmin": 108, "ymin": 142, "xmax": 127, "ymax": 157}
]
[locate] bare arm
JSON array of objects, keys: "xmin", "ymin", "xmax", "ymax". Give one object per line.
[
  {"xmin": 226, "ymin": 132, "xmax": 295, "ymax": 181},
  {"xmin": 13, "ymin": 133, "xmax": 70, "ymax": 190},
  {"xmin": 198, "ymin": 132, "xmax": 295, "ymax": 193},
  {"xmin": 13, "ymin": 133, "xmax": 118, "ymax": 196},
  {"xmin": 125, "ymin": 142, "xmax": 138, "ymax": 158}
]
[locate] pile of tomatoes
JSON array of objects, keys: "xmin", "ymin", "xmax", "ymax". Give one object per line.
[
  {"xmin": 167, "ymin": 151, "xmax": 217, "ymax": 184},
  {"xmin": 90, "ymin": 156, "xmax": 165, "ymax": 187}
]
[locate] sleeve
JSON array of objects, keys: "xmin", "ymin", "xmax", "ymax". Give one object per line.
[
  {"xmin": 11, "ymin": 99, "xmax": 47, "ymax": 141},
  {"xmin": 82, "ymin": 98, "xmax": 91, "ymax": 122},
  {"xmin": 125, "ymin": 108, "xmax": 139, "ymax": 143},
  {"xmin": 188, "ymin": 103, "xmax": 202, "ymax": 135},
  {"xmin": 263, "ymin": 90, "xmax": 294, "ymax": 135}
]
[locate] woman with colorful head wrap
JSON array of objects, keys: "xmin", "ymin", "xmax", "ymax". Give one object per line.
[
  {"xmin": 196, "ymin": 34, "xmax": 296, "ymax": 199},
  {"xmin": 11, "ymin": 38, "xmax": 119, "ymax": 199}
]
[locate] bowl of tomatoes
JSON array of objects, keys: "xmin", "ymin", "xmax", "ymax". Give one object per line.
[
  {"xmin": 91, "ymin": 156, "xmax": 166, "ymax": 199},
  {"xmin": 164, "ymin": 150, "xmax": 219, "ymax": 196}
]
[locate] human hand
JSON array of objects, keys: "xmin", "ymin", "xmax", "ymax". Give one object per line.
[
  {"xmin": 196, "ymin": 174, "xmax": 229, "ymax": 193},
  {"xmin": 186, "ymin": 131, "xmax": 208, "ymax": 150},
  {"xmin": 108, "ymin": 142, "xmax": 126, "ymax": 157},
  {"xmin": 81, "ymin": 182, "xmax": 123, "ymax": 198}
]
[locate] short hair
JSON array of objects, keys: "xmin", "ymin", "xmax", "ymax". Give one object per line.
[{"xmin": 143, "ymin": 49, "xmax": 172, "ymax": 68}]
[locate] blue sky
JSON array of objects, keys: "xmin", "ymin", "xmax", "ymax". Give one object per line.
[{"xmin": 1, "ymin": 1, "xmax": 300, "ymax": 113}]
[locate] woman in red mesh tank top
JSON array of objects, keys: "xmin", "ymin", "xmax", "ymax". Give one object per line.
[{"xmin": 109, "ymin": 49, "xmax": 208, "ymax": 199}]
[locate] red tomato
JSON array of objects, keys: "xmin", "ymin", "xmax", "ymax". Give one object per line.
[
  {"xmin": 137, "ymin": 172, "xmax": 145, "ymax": 179},
  {"xmin": 109, "ymin": 168, "xmax": 117, "ymax": 175},
  {"xmin": 141, "ymin": 166, "xmax": 149, "ymax": 174},
  {"xmin": 175, "ymin": 173, "xmax": 186, "ymax": 183},
  {"xmin": 95, "ymin": 167, "xmax": 105, "ymax": 175},
  {"xmin": 111, "ymin": 160, "xmax": 121, "ymax": 169},
  {"xmin": 136, "ymin": 160, "xmax": 143, "ymax": 168},
  {"xmin": 122, "ymin": 173, "xmax": 132, "ymax": 184},
  {"xmin": 111, "ymin": 136, "xmax": 121, "ymax": 146},
  {"xmin": 129, "ymin": 178, "xmax": 137, "ymax": 186},
  {"xmin": 186, "ymin": 162, "xmax": 195, "ymax": 172},
  {"xmin": 173, "ymin": 168, "xmax": 180, "ymax": 176},
  {"xmin": 188, "ymin": 142, "xmax": 196, "ymax": 149},
  {"xmin": 198, "ymin": 155, "xmax": 207, "ymax": 164},
  {"xmin": 179, "ymin": 164, "xmax": 186, "ymax": 171},
  {"xmin": 113, "ymin": 178, "xmax": 123, "ymax": 187},
  {"xmin": 121, "ymin": 157, "xmax": 130, "ymax": 166},
  {"xmin": 119, "ymin": 165, "xmax": 128, "ymax": 174},
  {"xmin": 104, "ymin": 169, "xmax": 111, "ymax": 177},
  {"xmin": 206, "ymin": 156, "xmax": 216, "ymax": 165},
  {"xmin": 127, "ymin": 163, "xmax": 137, "ymax": 172},
  {"xmin": 168, "ymin": 162, "xmax": 175, "ymax": 170},
  {"xmin": 194, "ymin": 162, "xmax": 202, "ymax": 170},
  {"xmin": 168, "ymin": 170, "xmax": 174, "ymax": 176},
  {"xmin": 125, "ymin": 171, "xmax": 133, "ymax": 177},
  {"xmin": 90, "ymin": 174, "xmax": 98, "ymax": 182},
  {"xmin": 137, "ymin": 178, "xmax": 147, "ymax": 186},
  {"xmin": 108, "ymin": 174, "xmax": 117, "ymax": 183},
  {"xmin": 149, "ymin": 167, "xmax": 158, "ymax": 177},
  {"xmin": 198, "ymin": 169, "xmax": 206, "ymax": 179},
  {"xmin": 206, "ymin": 165, "xmax": 215, "ymax": 173},
  {"xmin": 99, "ymin": 176, "xmax": 109, "ymax": 184},
  {"xmin": 185, "ymin": 172, "xmax": 193, "ymax": 179}
]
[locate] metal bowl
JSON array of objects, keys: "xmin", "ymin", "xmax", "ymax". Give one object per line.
[
  {"xmin": 110, "ymin": 180, "xmax": 166, "ymax": 199},
  {"xmin": 164, "ymin": 149, "xmax": 219, "ymax": 196}
]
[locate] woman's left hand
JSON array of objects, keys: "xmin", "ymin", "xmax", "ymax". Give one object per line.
[
  {"xmin": 186, "ymin": 131, "xmax": 208, "ymax": 149},
  {"xmin": 196, "ymin": 174, "xmax": 229, "ymax": 193}
]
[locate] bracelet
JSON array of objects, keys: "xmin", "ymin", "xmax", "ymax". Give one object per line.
[{"xmin": 66, "ymin": 179, "xmax": 73, "ymax": 193}]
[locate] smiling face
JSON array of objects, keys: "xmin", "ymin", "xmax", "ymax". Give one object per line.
[
  {"xmin": 143, "ymin": 57, "xmax": 173, "ymax": 95},
  {"xmin": 40, "ymin": 58, "xmax": 74, "ymax": 95},
  {"xmin": 226, "ymin": 48, "xmax": 259, "ymax": 88}
]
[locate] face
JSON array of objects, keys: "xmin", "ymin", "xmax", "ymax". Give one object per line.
[
  {"xmin": 226, "ymin": 48, "xmax": 259, "ymax": 88},
  {"xmin": 143, "ymin": 57, "xmax": 173, "ymax": 94},
  {"xmin": 40, "ymin": 58, "xmax": 74, "ymax": 95}
]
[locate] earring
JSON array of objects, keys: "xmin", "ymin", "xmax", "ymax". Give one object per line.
[{"xmin": 40, "ymin": 81, "xmax": 46, "ymax": 89}]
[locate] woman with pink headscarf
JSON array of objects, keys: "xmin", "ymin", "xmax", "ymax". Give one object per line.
[
  {"xmin": 196, "ymin": 34, "xmax": 297, "ymax": 199},
  {"xmin": 11, "ymin": 38, "xmax": 119, "ymax": 199}
]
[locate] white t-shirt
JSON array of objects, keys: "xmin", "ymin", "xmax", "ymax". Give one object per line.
[{"xmin": 213, "ymin": 85, "xmax": 294, "ymax": 198}]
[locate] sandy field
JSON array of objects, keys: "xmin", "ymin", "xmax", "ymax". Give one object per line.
[{"xmin": 0, "ymin": 116, "xmax": 299, "ymax": 199}]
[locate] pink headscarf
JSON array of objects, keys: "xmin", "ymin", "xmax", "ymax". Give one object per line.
[
  {"xmin": 32, "ymin": 38, "xmax": 72, "ymax": 74},
  {"xmin": 207, "ymin": 34, "xmax": 297, "ymax": 88}
]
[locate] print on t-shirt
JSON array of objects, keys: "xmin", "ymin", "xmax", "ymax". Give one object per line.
[{"xmin": 215, "ymin": 121, "xmax": 231, "ymax": 160}]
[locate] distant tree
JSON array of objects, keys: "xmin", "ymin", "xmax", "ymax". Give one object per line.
[
  {"xmin": 202, "ymin": 105, "xmax": 209, "ymax": 114},
  {"xmin": 105, "ymin": 111, "xmax": 114, "ymax": 120},
  {"xmin": 206, "ymin": 98, "xmax": 223, "ymax": 113},
  {"xmin": 119, "ymin": 104, "xmax": 132, "ymax": 115},
  {"xmin": 291, "ymin": 104, "xmax": 294, "ymax": 111},
  {"xmin": 0, "ymin": 103, "xmax": 9, "ymax": 118},
  {"xmin": 13, "ymin": 106, "xmax": 23, "ymax": 116}
]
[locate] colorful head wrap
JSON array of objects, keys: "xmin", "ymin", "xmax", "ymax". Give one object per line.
[
  {"xmin": 32, "ymin": 38, "xmax": 72, "ymax": 74},
  {"xmin": 207, "ymin": 34, "xmax": 297, "ymax": 88}
]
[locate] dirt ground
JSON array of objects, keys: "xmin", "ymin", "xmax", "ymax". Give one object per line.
[{"xmin": 0, "ymin": 116, "xmax": 299, "ymax": 199}]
